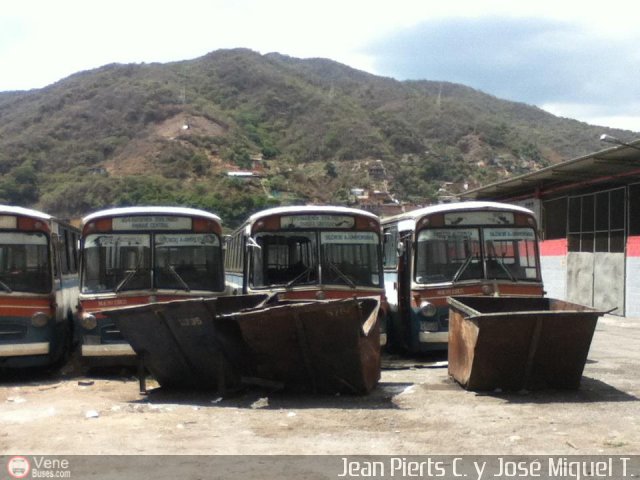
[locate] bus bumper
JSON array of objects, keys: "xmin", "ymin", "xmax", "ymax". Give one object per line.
[
  {"xmin": 82, "ymin": 343, "xmax": 135, "ymax": 357},
  {"xmin": 418, "ymin": 331, "xmax": 449, "ymax": 343},
  {"xmin": 0, "ymin": 342, "xmax": 50, "ymax": 357}
]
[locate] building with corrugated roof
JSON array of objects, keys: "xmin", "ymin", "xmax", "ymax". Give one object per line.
[{"xmin": 462, "ymin": 137, "xmax": 640, "ymax": 316}]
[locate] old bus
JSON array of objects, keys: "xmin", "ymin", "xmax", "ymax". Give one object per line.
[
  {"xmin": 225, "ymin": 205, "xmax": 384, "ymax": 302},
  {"xmin": 77, "ymin": 207, "xmax": 225, "ymax": 359},
  {"xmin": 382, "ymin": 201, "xmax": 543, "ymax": 353},
  {"xmin": 0, "ymin": 206, "xmax": 79, "ymax": 368}
]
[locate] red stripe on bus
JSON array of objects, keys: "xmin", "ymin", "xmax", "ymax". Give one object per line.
[
  {"xmin": 0, "ymin": 298, "xmax": 51, "ymax": 318},
  {"xmin": 627, "ymin": 236, "xmax": 640, "ymax": 257},
  {"xmin": 414, "ymin": 284, "xmax": 544, "ymax": 305},
  {"xmin": 277, "ymin": 290, "xmax": 382, "ymax": 301},
  {"xmin": 0, "ymin": 307, "xmax": 52, "ymax": 317},
  {"xmin": 539, "ymin": 238, "xmax": 567, "ymax": 256},
  {"xmin": 0, "ymin": 297, "xmax": 50, "ymax": 307},
  {"xmin": 0, "ymin": 296, "xmax": 52, "ymax": 317},
  {"xmin": 80, "ymin": 295, "xmax": 206, "ymax": 313}
]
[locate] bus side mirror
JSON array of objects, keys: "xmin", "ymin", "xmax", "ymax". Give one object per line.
[{"xmin": 396, "ymin": 241, "xmax": 405, "ymax": 256}]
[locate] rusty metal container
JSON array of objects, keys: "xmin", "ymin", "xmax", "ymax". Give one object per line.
[
  {"xmin": 447, "ymin": 296, "xmax": 604, "ymax": 391},
  {"xmin": 101, "ymin": 295, "xmax": 381, "ymax": 394},
  {"xmin": 225, "ymin": 297, "xmax": 381, "ymax": 394},
  {"xmin": 100, "ymin": 294, "xmax": 269, "ymax": 390}
]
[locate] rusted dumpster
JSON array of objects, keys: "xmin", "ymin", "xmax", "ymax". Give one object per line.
[
  {"xmin": 100, "ymin": 295, "xmax": 381, "ymax": 394},
  {"xmin": 224, "ymin": 297, "xmax": 381, "ymax": 394},
  {"xmin": 447, "ymin": 296, "xmax": 604, "ymax": 391},
  {"xmin": 100, "ymin": 294, "xmax": 269, "ymax": 390}
]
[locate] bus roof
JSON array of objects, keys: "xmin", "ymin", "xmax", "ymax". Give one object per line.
[
  {"xmin": 246, "ymin": 205, "xmax": 380, "ymax": 225},
  {"xmin": 381, "ymin": 201, "xmax": 534, "ymax": 224},
  {"xmin": 0, "ymin": 204, "xmax": 52, "ymax": 221},
  {"xmin": 82, "ymin": 206, "xmax": 221, "ymax": 225}
]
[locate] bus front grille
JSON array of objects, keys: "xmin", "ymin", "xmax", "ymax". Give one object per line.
[
  {"xmin": 100, "ymin": 324, "xmax": 126, "ymax": 343},
  {"xmin": 0, "ymin": 323, "xmax": 28, "ymax": 341}
]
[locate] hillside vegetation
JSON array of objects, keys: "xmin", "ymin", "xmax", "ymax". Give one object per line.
[{"xmin": 0, "ymin": 48, "xmax": 634, "ymax": 227}]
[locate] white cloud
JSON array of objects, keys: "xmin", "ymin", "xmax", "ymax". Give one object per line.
[
  {"xmin": 2, "ymin": 0, "xmax": 640, "ymax": 130},
  {"xmin": 542, "ymin": 103, "xmax": 640, "ymax": 132},
  {"xmin": 365, "ymin": 16, "xmax": 640, "ymax": 132}
]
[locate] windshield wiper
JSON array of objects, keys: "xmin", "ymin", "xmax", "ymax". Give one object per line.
[
  {"xmin": 453, "ymin": 254, "xmax": 476, "ymax": 282},
  {"xmin": 489, "ymin": 257, "xmax": 516, "ymax": 281},
  {"xmin": 115, "ymin": 267, "xmax": 140, "ymax": 293},
  {"xmin": 286, "ymin": 265, "xmax": 315, "ymax": 288},
  {"xmin": 0, "ymin": 279, "xmax": 12, "ymax": 293},
  {"xmin": 324, "ymin": 261, "xmax": 356, "ymax": 288},
  {"xmin": 168, "ymin": 265, "xmax": 190, "ymax": 291}
]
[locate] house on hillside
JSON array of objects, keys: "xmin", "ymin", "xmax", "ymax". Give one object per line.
[{"xmin": 367, "ymin": 160, "xmax": 386, "ymax": 180}]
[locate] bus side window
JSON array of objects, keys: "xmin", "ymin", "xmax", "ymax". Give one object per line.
[
  {"xmin": 67, "ymin": 230, "xmax": 78, "ymax": 273},
  {"xmin": 51, "ymin": 235, "xmax": 60, "ymax": 278},
  {"xmin": 383, "ymin": 227, "xmax": 398, "ymax": 269}
]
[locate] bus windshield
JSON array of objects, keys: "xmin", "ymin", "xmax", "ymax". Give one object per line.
[
  {"xmin": 250, "ymin": 230, "xmax": 381, "ymax": 288},
  {"xmin": 0, "ymin": 232, "xmax": 50, "ymax": 293},
  {"xmin": 415, "ymin": 227, "xmax": 539, "ymax": 284},
  {"xmin": 82, "ymin": 233, "xmax": 223, "ymax": 293},
  {"xmin": 320, "ymin": 231, "xmax": 381, "ymax": 287},
  {"xmin": 483, "ymin": 227, "xmax": 540, "ymax": 281},
  {"xmin": 415, "ymin": 229, "xmax": 482, "ymax": 284},
  {"xmin": 154, "ymin": 233, "xmax": 222, "ymax": 291}
]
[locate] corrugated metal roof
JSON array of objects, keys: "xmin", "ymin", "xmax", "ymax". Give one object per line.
[{"xmin": 462, "ymin": 140, "xmax": 640, "ymax": 200}]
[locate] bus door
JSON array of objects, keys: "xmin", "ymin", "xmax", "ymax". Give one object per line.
[{"xmin": 395, "ymin": 230, "xmax": 413, "ymax": 351}]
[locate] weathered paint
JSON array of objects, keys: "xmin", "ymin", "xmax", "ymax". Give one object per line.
[
  {"xmin": 539, "ymin": 238, "xmax": 568, "ymax": 256},
  {"xmin": 102, "ymin": 295, "xmax": 381, "ymax": 394},
  {"xmin": 593, "ymin": 253, "xmax": 625, "ymax": 314},
  {"xmin": 448, "ymin": 296, "xmax": 603, "ymax": 391},
  {"xmin": 274, "ymin": 289, "xmax": 381, "ymax": 301},
  {"xmin": 566, "ymin": 253, "xmax": 595, "ymax": 307},
  {"xmin": 566, "ymin": 252, "xmax": 625, "ymax": 314},
  {"xmin": 626, "ymin": 236, "xmax": 640, "ymax": 316}
]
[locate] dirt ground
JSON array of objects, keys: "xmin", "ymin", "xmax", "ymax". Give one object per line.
[{"xmin": 1, "ymin": 315, "xmax": 639, "ymax": 457}]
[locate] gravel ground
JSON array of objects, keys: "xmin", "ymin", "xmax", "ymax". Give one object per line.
[{"xmin": 0, "ymin": 315, "xmax": 638, "ymax": 457}]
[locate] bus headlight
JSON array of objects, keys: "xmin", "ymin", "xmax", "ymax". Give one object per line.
[
  {"xmin": 81, "ymin": 313, "xmax": 97, "ymax": 330},
  {"xmin": 31, "ymin": 311, "xmax": 50, "ymax": 327},
  {"xmin": 419, "ymin": 300, "xmax": 437, "ymax": 317}
]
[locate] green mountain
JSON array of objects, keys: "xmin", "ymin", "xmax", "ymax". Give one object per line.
[{"xmin": 0, "ymin": 48, "xmax": 634, "ymax": 227}]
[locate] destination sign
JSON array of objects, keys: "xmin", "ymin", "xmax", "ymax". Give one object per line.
[
  {"xmin": 321, "ymin": 232, "xmax": 378, "ymax": 244},
  {"xmin": 484, "ymin": 228, "xmax": 536, "ymax": 240},
  {"xmin": 87, "ymin": 234, "xmax": 150, "ymax": 248},
  {"xmin": 280, "ymin": 215, "xmax": 355, "ymax": 229},
  {"xmin": 418, "ymin": 229, "xmax": 479, "ymax": 242},
  {"xmin": 155, "ymin": 233, "xmax": 220, "ymax": 247},
  {"xmin": 113, "ymin": 216, "xmax": 192, "ymax": 231},
  {"xmin": 0, "ymin": 232, "xmax": 47, "ymax": 245},
  {"xmin": 444, "ymin": 211, "xmax": 514, "ymax": 225},
  {"xmin": 0, "ymin": 216, "xmax": 17, "ymax": 229}
]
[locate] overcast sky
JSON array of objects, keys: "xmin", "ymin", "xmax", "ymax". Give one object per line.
[{"xmin": 2, "ymin": 0, "xmax": 640, "ymax": 132}]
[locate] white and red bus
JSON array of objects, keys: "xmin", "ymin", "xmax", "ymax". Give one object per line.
[
  {"xmin": 0, "ymin": 206, "xmax": 79, "ymax": 368},
  {"xmin": 77, "ymin": 207, "xmax": 225, "ymax": 359},
  {"xmin": 225, "ymin": 206, "xmax": 384, "ymax": 302},
  {"xmin": 382, "ymin": 201, "xmax": 543, "ymax": 353}
]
